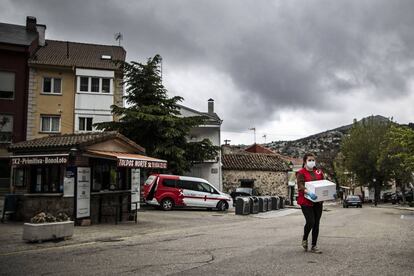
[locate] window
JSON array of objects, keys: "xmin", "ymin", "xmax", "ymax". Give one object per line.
[
  {"xmin": 77, "ymin": 76, "xmax": 112, "ymax": 93},
  {"xmin": 92, "ymin": 159, "xmax": 118, "ymax": 191},
  {"xmin": 30, "ymin": 165, "xmax": 62, "ymax": 193},
  {"xmin": 14, "ymin": 168, "xmax": 26, "ymax": 187},
  {"xmin": 177, "ymin": 180, "xmax": 197, "ymax": 191},
  {"xmin": 79, "ymin": 117, "xmax": 93, "ymax": 131},
  {"xmin": 40, "ymin": 116, "xmax": 60, "ymax": 132},
  {"xmin": 102, "ymin": 78, "xmax": 110, "ymax": 93},
  {"xmin": 0, "ymin": 114, "xmax": 13, "ymax": 143},
  {"xmin": 80, "ymin": 77, "xmax": 89, "ymax": 91},
  {"xmin": 91, "ymin": 78, "xmax": 99, "ymax": 92},
  {"xmin": 162, "ymin": 179, "xmax": 176, "ymax": 188},
  {"xmin": 42, "ymin": 77, "xmax": 62, "ymax": 94},
  {"xmin": 0, "ymin": 71, "xmax": 15, "ymax": 99}
]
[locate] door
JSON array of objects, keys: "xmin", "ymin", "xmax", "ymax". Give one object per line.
[{"xmin": 178, "ymin": 180, "xmax": 207, "ymax": 207}]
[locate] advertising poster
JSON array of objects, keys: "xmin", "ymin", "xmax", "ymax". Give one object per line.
[
  {"xmin": 63, "ymin": 167, "xmax": 75, "ymax": 197},
  {"xmin": 76, "ymin": 167, "xmax": 91, "ymax": 218},
  {"xmin": 131, "ymin": 168, "xmax": 140, "ymax": 210}
]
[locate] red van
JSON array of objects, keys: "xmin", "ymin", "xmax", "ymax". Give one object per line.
[{"xmin": 143, "ymin": 174, "xmax": 232, "ymax": 211}]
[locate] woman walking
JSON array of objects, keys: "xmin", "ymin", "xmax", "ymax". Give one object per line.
[{"xmin": 296, "ymin": 153, "xmax": 324, "ymax": 253}]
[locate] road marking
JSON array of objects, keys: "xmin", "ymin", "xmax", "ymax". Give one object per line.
[{"xmin": 0, "ymin": 241, "xmax": 97, "ymax": 257}]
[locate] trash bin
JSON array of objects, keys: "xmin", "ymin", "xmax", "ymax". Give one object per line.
[
  {"xmin": 271, "ymin": 196, "xmax": 280, "ymax": 210},
  {"xmin": 235, "ymin": 197, "xmax": 251, "ymax": 215},
  {"xmin": 265, "ymin": 196, "xmax": 272, "ymax": 211},
  {"xmin": 258, "ymin": 197, "xmax": 267, "ymax": 212},
  {"xmin": 279, "ymin": 196, "xmax": 286, "ymax": 209},
  {"xmin": 249, "ymin": 196, "xmax": 259, "ymax": 214}
]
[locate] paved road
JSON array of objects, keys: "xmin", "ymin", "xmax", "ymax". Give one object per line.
[{"xmin": 0, "ymin": 205, "xmax": 413, "ymax": 275}]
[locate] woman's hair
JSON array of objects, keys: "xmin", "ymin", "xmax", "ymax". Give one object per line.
[{"xmin": 302, "ymin": 153, "xmax": 315, "ymax": 168}]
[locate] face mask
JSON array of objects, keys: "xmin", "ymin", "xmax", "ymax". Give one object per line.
[{"xmin": 306, "ymin": 160, "xmax": 316, "ymax": 169}]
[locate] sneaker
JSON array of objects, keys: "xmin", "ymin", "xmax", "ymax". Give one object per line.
[
  {"xmin": 302, "ymin": 240, "xmax": 308, "ymax": 252},
  {"xmin": 310, "ymin": 246, "xmax": 322, "ymax": 254}
]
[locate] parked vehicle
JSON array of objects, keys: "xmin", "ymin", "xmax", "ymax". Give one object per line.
[
  {"xmin": 230, "ymin": 187, "xmax": 259, "ymax": 206},
  {"xmin": 343, "ymin": 195, "xmax": 362, "ymax": 208},
  {"xmin": 143, "ymin": 174, "xmax": 232, "ymax": 211},
  {"xmin": 382, "ymin": 192, "xmax": 393, "ymax": 203},
  {"xmin": 391, "ymin": 190, "xmax": 414, "ymax": 204}
]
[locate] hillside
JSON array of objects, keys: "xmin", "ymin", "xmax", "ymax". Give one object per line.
[{"xmin": 266, "ymin": 115, "xmax": 390, "ymax": 158}]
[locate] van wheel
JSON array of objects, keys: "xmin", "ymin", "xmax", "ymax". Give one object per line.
[
  {"xmin": 217, "ymin": 201, "xmax": 228, "ymax": 212},
  {"xmin": 161, "ymin": 198, "xmax": 174, "ymax": 211}
]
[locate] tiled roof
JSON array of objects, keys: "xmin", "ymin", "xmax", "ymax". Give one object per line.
[
  {"xmin": 0, "ymin": 23, "xmax": 38, "ymax": 46},
  {"xmin": 222, "ymin": 153, "xmax": 290, "ymax": 172},
  {"xmin": 29, "ymin": 40, "xmax": 126, "ymax": 70},
  {"xmin": 8, "ymin": 131, "xmax": 144, "ymax": 153},
  {"xmin": 245, "ymin": 144, "xmax": 275, "ymax": 154}
]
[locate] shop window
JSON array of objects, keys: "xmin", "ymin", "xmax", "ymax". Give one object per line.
[
  {"xmin": 13, "ymin": 168, "xmax": 26, "ymax": 187},
  {"xmin": 30, "ymin": 165, "xmax": 63, "ymax": 193},
  {"xmin": 40, "ymin": 115, "xmax": 60, "ymax": 133},
  {"xmin": 0, "ymin": 71, "xmax": 15, "ymax": 99},
  {"xmin": 0, "ymin": 114, "xmax": 13, "ymax": 143},
  {"xmin": 43, "ymin": 77, "xmax": 62, "ymax": 94},
  {"xmin": 92, "ymin": 159, "xmax": 119, "ymax": 191},
  {"xmin": 79, "ymin": 117, "xmax": 93, "ymax": 131}
]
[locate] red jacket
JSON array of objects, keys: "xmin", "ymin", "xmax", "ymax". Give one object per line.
[{"xmin": 296, "ymin": 167, "xmax": 324, "ymax": 206}]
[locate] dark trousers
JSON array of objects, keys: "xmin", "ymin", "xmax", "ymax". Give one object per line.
[{"xmin": 301, "ymin": 202, "xmax": 323, "ymax": 246}]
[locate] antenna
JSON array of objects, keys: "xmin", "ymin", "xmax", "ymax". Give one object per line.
[
  {"xmin": 224, "ymin": 139, "xmax": 231, "ymax": 145},
  {"xmin": 249, "ymin": 128, "xmax": 256, "ymax": 144},
  {"xmin": 114, "ymin": 32, "xmax": 123, "ymax": 46},
  {"xmin": 262, "ymin": 134, "xmax": 267, "ymax": 144}
]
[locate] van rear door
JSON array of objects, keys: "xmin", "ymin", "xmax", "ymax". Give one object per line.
[{"xmin": 144, "ymin": 175, "xmax": 158, "ymax": 201}]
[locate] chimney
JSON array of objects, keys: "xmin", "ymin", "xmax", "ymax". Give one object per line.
[
  {"xmin": 208, "ymin": 98, "xmax": 214, "ymax": 114},
  {"xmin": 26, "ymin": 16, "xmax": 37, "ymax": 31},
  {"xmin": 36, "ymin": 24, "xmax": 46, "ymax": 46}
]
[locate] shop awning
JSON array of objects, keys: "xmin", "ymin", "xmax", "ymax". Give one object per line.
[{"xmin": 86, "ymin": 150, "xmax": 167, "ymax": 169}]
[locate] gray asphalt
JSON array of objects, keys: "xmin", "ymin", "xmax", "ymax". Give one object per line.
[{"xmin": 0, "ymin": 205, "xmax": 413, "ymax": 276}]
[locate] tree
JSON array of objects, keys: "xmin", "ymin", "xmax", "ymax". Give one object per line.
[
  {"xmin": 379, "ymin": 125, "xmax": 414, "ymax": 204},
  {"xmin": 95, "ymin": 55, "xmax": 218, "ymax": 174},
  {"xmin": 341, "ymin": 116, "xmax": 392, "ymax": 205}
]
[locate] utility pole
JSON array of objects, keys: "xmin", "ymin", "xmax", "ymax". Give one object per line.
[{"xmin": 249, "ymin": 128, "xmax": 256, "ymax": 144}]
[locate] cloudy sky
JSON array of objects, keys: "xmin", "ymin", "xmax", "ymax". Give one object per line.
[{"xmin": 2, "ymin": 0, "xmax": 414, "ymax": 144}]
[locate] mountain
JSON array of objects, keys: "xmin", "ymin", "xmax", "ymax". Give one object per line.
[{"xmin": 266, "ymin": 115, "xmax": 390, "ymax": 159}]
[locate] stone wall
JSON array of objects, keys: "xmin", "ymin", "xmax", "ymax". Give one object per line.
[
  {"xmin": 16, "ymin": 195, "xmax": 74, "ymax": 222},
  {"xmin": 223, "ymin": 170, "xmax": 288, "ymax": 196}
]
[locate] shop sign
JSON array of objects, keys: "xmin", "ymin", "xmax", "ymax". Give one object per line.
[
  {"xmin": 76, "ymin": 167, "xmax": 91, "ymax": 218},
  {"xmin": 118, "ymin": 158, "xmax": 167, "ymax": 169},
  {"xmin": 131, "ymin": 168, "xmax": 140, "ymax": 210},
  {"xmin": 12, "ymin": 156, "xmax": 68, "ymax": 166}
]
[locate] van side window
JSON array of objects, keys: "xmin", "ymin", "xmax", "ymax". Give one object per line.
[
  {"xmin": 177, "ymin": 180, "xmax": 196, "ymax": 191},
  {"xmin": 163, "ymin": 179, "xmax": 176, "ymax": 188}
]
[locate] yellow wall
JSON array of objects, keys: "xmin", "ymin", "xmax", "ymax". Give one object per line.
[{"xmin": 31, "ymin": 67, "xmax": 75, "ymax": 139}]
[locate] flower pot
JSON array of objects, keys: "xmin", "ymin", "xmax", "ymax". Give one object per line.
[{"xmin": 23, "ymin": 221, "xmax": 74, "ymax": 242}]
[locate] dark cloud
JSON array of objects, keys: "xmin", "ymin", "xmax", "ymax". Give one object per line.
[{"xmin": 2, "ymin": 0, "xmax": 414, "ymax": 134}]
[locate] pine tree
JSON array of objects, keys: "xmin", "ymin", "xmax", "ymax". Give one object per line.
[{"xmin": 95, "ymin": 55, "xmax": 218, "ymax": 174}]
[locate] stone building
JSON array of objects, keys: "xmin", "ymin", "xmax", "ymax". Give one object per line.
[{"xmin": 222, "ymin": 153, "xmax": 290, "ymax": 196}]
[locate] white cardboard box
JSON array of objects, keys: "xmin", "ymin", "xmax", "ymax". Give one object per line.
[{"xmin": 305, "ymin": 180, "xmax": 336, "ymax": 202}]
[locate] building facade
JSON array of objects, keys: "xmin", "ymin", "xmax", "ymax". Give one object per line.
[
  {"xmin": 222, "ymin": 153, "xmax": 289, "ymax": 196},
  {"xmin": 178, "ymin": 99, "xmax": 223, "ymax": 190},
  {"xmin": 26, "ymin": 40, "xmax": 125, "ymax": 140},
  {"xmin": 0, "ymin": 17, "xmax": 43, "ymax": 195}
]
